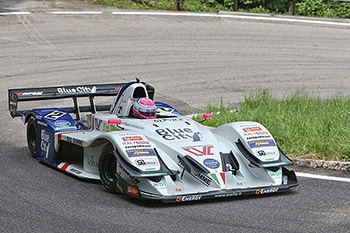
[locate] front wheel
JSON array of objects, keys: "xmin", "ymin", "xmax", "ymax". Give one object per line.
[
  {"xmin": 98, "ymin": 144, "xmax": 119, "ymax": 193},
  {"xmin": 27, "ymin": 116, "xmax": 38, "ymax": 158}
]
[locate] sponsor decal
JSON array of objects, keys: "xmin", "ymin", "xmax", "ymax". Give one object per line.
[
  {"xmin": 246, "ymin": 135, "xmax": 271, "ymax": 140},
  {"xmin": 255, "ymin": 187, "xmax": 279, "ymax": 195},
  {"xmin": 257, "ymin": 150, "xmax": 266, "ymax": 156},
  {"xmin": 54, "ymin": 120, "xmax": 71, "ymax": 127},
  {"xmin": 182, "ymin": 145, "xmax": 214, "ymax": 156},
  {"xmin": 57, "ymin": 86, "xmax": 96, "ymax": 94},
  {"xmin": 176, "ymin": 195, "xmax": 202, "ymax": 202},
  {"xmin": 135, "ymin": 158, "xmax": 158, "ymax": 167},
  {"xmin": 268, "ymin": 170, "xmax": 282, "ymax": 177},
  {"xmin": 127, "ymin": 186, "xmax": 139, "ymax": 197},
  {"xmin": 122, "ymin": 136, "xmax": 143, "ymax": 141},
  {"xmin": 85, "ymin": 154, "xmax": 98, "ymax": 168},
  {"xmin": 214, "ymin": 192, "xmax": 242, "ymax": 198},
  {"xmin": 17, "ymin": 92, "xmax": 43, "ymax": 96},
  {"xmin": 255, "ymin": 131, "xmax": 269, "ymax": 135},
  {"xmin": 45, "ymin": 110, "xmax": 66, "ymax": 120},
  {"xmin": 203, "ymin": 158, "xmax": 220, "ymax": 169},
  {"xmin": 236, "ymin": 182, "xmax": 243, "ymax": 186},
  {"xmin": 153, "ymin": 118, "xmax": 183, "ymax": 123},
  {"xmin": 66, "ymin": 136, "xmax": 83, "ymax": 147},
  {"xmin": 69, "ymin": 168, "xmax": 82, "ymax": 175},
  {"xmin": 124, "ymin": 145, "xmax": 152, "ymax": 149},
  {"xmin": 175, "ymin": 188, "xmax": 182, "ymax": 192},
  {"xmin": 248, "ymin": 139, "xmax": 276, "ymax": 148},
  {"xmin": 257, "ymin": 149, "xmax": 278, "ymax": 157},
  {"xmin": 192, "ymin": 132, "xmax": 203, "ymax": 142},
  {"xmin": 153, "ymin": 181, "xmax": 167, "ymax": 189},
  {"xmin": 37, "ymin": 121, "xmax": 47, "ymax": 127},
  {"xmin": 243, "ymin": 131, "xmax": 269, "ymax": 137},
  {"xmin": 155, "ymin": 128, "xmax": 193, "ymax": 141},
  {"xmin": 193, "ymin": 173, "xmax": 212, "ymax": 186},
  {"xmin": 243, "ymin": 127, "xmax": 262, "ymax": 132},
  {"xmin": 40, "ymin": 130, "xmax": 52, "ymax": 158},
  {"xmin": 122, "ymin": 122, "xmax": 144, "ymax": 130},
  {"xmin": 122, "ymin": 141, "xmax": 149, "ymax": 146},
  {"xmin": 126, "ymin": 149, "xmax": 156, "ymax": 157}
]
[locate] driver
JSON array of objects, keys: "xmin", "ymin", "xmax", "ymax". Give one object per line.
[{"xmin": 132, "ymin": 97, "xmax": 156, "ymax": 119}]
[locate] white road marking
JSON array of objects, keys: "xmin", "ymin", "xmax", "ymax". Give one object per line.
[
  {"xmin": 112, "ymin": 11, "xmax": 350, "ymax": 27},
  {"xmin": 296, "ymin": 172, "xmax": 350, "ymax": 183},
  {"xmin": 0, "ymin": 12, "xmax": 30, "ymax": 15},
  {"xmin": 2, "ymin": 11, "xmax": 349, "ymax": 28},
  {"xmin": 49, "ymin": 11, "xmax": 103, "ymax": 15},
  {"xmin": 112, "ymin": 11, "xmax": 217, "ymax": 17}
]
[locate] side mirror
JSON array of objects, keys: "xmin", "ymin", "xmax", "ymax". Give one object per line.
[
  {"xmin": 202, "ymin": 113, "xmax": 213, "ymax": 119},
  {"xmin": 108, "ymin": 119, "xmax": 122, "ymax": 125},
  {"xmin": 199, "ymin": 113, "xmax": 213, "ymax": 123}
]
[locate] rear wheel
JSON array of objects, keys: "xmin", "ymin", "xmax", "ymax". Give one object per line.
[
  {"xmin": 27, "ymin": 116, "xmax": 38, "ymax": 158},
  {"xmin": 98, "ymin": 144, "xmax": 119, "ymax": 193}
]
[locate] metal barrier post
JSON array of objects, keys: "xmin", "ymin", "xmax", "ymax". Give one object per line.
[
  {"xmin": 292, "ymin": 0, "xmax": 296, "ymax": 15},
  {"xmin": 175, "ymin": 0, "xmax": 181, "ymax": 11},
  {"xmin": 234, "ymin": 0, "xmax": 238, "ymax": 11}
]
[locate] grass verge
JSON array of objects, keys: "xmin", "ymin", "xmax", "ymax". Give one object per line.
[{"xmin": 194, "ymin": 90, "xmax": 350, "ymax": 162}]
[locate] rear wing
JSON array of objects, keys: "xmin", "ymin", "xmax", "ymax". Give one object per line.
[{"xmin": 8, "ymin": 83, "xmax": 127, "ymax": 119}]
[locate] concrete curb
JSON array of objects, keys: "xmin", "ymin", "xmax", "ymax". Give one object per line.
[
  {"xmin": 218, "ymin": 11, "xmax": 350, "ymax": 23},
  {"xmin": 293, "ymin": 159, "xmax": 350, "ymax": 172}
]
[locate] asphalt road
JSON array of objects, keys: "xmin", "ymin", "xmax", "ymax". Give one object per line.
[{"xmin": 1, "ymin": 1, "xmax": 350, "ymax": 232}]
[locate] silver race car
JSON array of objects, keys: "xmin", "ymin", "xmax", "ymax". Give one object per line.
[{"xmin": 8, "ymin": 80, "xmax": 297, "ymax": 203}]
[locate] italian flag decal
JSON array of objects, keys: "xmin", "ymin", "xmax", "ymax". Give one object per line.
[
  {"xmin": 220, "ymin": 173, "xmax": 226, "ymax": 184},
  {"xmin": 210, "ymin": 173, "xmax": 226, "ymax": 185},
  {"xmin": 210, "ymin": 173, "xmax": 219, "ymax": 184}
]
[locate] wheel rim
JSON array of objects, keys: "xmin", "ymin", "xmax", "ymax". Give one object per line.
[{"xmin": 103, "ymin": 153, "xmax": 117, "ymax": 182}]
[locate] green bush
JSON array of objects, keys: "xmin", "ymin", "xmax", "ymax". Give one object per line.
[
  {"xmin": 296, "ymin": 0, "xmax": 328, "ymax": 16},
  {"xmin": 90, "ymin": 0, "xmax": 350, "ymax": 18},
  {"xmin": 240, "ymin": 0, "xmax": 290, "ymax": 13},
  {"xmin": 297, "ymin": 0, "xmax": 350, "ymax": 18},
  {"xmin": 327, "ymin": 1, "xmax": 350, "ymax": 18}
]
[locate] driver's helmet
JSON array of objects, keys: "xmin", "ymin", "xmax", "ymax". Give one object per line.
[{"xmin": 132, "ymin": 98, "xmax": 156, "ymax": 119}]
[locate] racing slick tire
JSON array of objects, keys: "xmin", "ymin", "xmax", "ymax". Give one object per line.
[
  {"xmin": 98, "ymin": 144, "xmax": 120, "ymax": 194},
  {"xmin": 27, "ymin": 116, "xmax": 38, "ymax": 158}
]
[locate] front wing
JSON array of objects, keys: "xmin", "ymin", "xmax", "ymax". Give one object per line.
[{"xmin": 119, "ymin": 167, "xmax": 298, "ymax": 203}]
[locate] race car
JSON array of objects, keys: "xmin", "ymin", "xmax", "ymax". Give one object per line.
[{"xmin": 8, "ymin": 79, "xmax": 298, "ymax": 203}]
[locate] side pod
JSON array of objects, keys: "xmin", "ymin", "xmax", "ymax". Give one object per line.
[
  {"xmin": 235, "ymin": 139, "xmax": 293, "ymax": 168},
  {"xmin": 115, "ymin": 148, "xmax": 179, "ymax": 178}
]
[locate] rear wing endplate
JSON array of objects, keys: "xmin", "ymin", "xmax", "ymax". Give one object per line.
[{"xmin": 8, "ymin": 83, "xmax": 127, "ymax": 119}]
